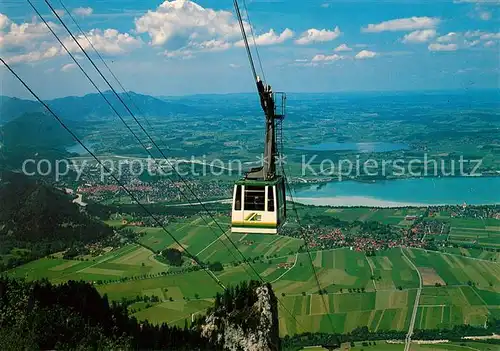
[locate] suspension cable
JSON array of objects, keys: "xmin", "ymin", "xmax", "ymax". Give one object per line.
[
  {"xmin": 57, "ymin": 0, "xmax": 154, "ymax": 130},
  {"xmin": 280, "ymin": 138, "xmax": 337, "ymax": 333},
  {"xmin": 233, "ymin": 0, "xmax": 257, "ymax": 82},
  {"xmin": 0, "ymin": 56, "xmax": 227, "ymax": 292},
  {"xmin": 43, "ymin": 0, "xmax": 259, "ymax": 267},
  {"xmin": 30, "ymin": 0, "xmax": 306, "ymax": 330},
  {"xmin": 241, "ymin": 0, "xmax": 267, "ymax": 84},
  {"xmin": 232, "ymin": 0, "xmax": 321, "ymax": 333},
  {"xmin": 30, "ymin": 0, "xmax": 252, "ymax": 278},
  {"xmin": 236, "ymin": 0, "xmax": 330, "ymax": 330}
]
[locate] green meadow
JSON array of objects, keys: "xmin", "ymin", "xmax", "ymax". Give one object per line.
[
  {"xmin": 425, "ymin": 211, "xmax": 500, "ymax": 249},
  {"xmin": 6, "ymin": 214, "xmax": 500, "ymax": 337},
  {"xmin": 322, "ymin": 207, "xmax": 426, "ymax": 227}
]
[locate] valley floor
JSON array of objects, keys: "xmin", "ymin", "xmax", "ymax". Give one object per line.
[
  {"xmin": 302, "ymin": 341, "xmax": 500, "ymax": 350},
  {"xmin": 7, "ymin": 214, "xmax": 500, "ymax": 339}
]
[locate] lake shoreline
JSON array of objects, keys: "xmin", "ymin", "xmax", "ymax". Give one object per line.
[
  {"xmin": 293, "ymin": 177, "xmax": 500, "ymax": 207},
  {"xmin": 292, "ymin": 196, "xmax": 500, "ymax": 208},
  {"xmin": 293, "ymin": 196, "xmax": 428, "ymax": 208}
]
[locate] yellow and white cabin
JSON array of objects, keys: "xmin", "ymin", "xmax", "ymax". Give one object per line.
[{"xmin": 231, "ymin": 176, "xmax": 286, "ymax": 234}]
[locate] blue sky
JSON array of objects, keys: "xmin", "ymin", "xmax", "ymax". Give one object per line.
[{"xmin": 0, "ymin": 0, "xmax": 499, "ymax": 99}]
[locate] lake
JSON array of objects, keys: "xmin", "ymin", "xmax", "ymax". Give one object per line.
[
  {"xmin": 295, "ymin": 142, "xmax": 409, "ymax": 153},
  {"xmin": 293, "ymin": 176, "xmax": 500, "ymax": 207}
]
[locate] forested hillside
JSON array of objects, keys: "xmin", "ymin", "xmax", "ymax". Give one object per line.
[
  {"xmin": 0, "ymin": 96, "xmax": 43, "ymax": 125},
  {"xmin": 1, "ymin": 112, "xmax": 74, "ymax": 150},
  {"xmin": 0, "ymin": 111, "xmax": 74, "ymax": 169},
  {"xmin": 0, "ymin": 171, "xmax": 113, "ymax": 270},
  {"xmin": 0, "ymin": 278, "xmax": 279, "ymax": 351}
]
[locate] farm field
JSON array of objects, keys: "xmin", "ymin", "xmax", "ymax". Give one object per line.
[
  {"xmin": 306, "ymin": 207, "xmax": 425, "ymax": 227},
  {"xmin": 426, "ymin": 213, "xmax": 500, "ymax": 249},
  {"xmin": 6, "ymin": 216, "xmax": 500, "ymax": 337},
  {"xmin": 301, "ymin": 341, "xmax": 500, "ymax": 350},
  {"xmin": 126, "ymin": 215, "xmax": 303, "ymax": 264},
  {"xmin": 7, "ymin": 244, "xmax": 167, "ymax": 283},
  {"xmin": 278, "ymin": 289, "xmax": 415, "ymax": 335},
  {"xmin": 132, "ymin": 298, "xmax": 215, "ymax": 326},
  {"xmin": 447, "ymin": 217, "xmax": 500, "ymax": 248},
  {"xmin": 416, "ymin": 286, "xmax": 497, "ymax": 329},
  {"xmin": 442, "ymin": 247, "xmax": 500, "ymax": 262},
  {"xmin": 366, "ymin": 249, "xmax": 420, "ymax": 290},
  {"xmin": 196, "ymin": 232, "xmax": 304, "ymax": 264},
  {"xmin": 134, "ymin": 216, "xmax": 230, "ymax": 254},
  {"xmin": 405, "ymin": 248, "xmax": 500, "ymax": 291},
  {"xmin": 271, "ymin": 248, "xmax": 372, "ymax": 296},
  {"xmin": 411, "ymin": 343, "xmax": 500, "ymax": 351}
]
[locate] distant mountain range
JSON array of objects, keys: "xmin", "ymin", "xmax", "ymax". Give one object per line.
[
  {"xmin": 4, "ymin": 89, "xmax": 498, "ymax": 127},
  {"xmin": 0, "ymin": 91, "xmax": 197, "ymax": 126},
  {"xmin": 0, "ymin": 91, "xmax": 201, "ymax": 168}
]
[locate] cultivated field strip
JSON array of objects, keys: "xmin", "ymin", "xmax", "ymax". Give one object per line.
[{"xmin": 7, "ymin": 215, "xmax": 500, "ymax": 336}]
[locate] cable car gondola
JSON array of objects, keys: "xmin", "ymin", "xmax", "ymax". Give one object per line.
[
  {"xmin": 231, "ymin": 77, "xmax": 287, "ymax": 234},
  {"xmin": 230, "ymin": 0, "xmax": 287, "ymax": 234}
]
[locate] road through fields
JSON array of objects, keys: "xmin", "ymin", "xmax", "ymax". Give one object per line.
[{"xmin": 402, "ymin": 248, "xmax": 423, "ymax": 351}]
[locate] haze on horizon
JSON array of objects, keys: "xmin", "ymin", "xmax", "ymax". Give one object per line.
[{"xmin": 0, "ymin": 0, "xmax": 499, "ymax": 100}]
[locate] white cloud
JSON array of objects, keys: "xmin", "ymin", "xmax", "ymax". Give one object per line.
[
  {"xmin": 479, "ymin": 10, "xmax": 492, "ymax": 20},
  {"xmin": 164, "ymin": 38, "xmax": 233, "ymax": 59},
  {"xmin": 479, "ymin": 32, "xmax": 500, "ymax": 40},
  {"xmin": 362, "ymin": 17, "xmax": 440, "ymax": 33},
  {"xmin": 1, "ymin": 14, "xmax": 141, "ymax": 64},
  {"xmin": 135, "ymin": 1, "xmax": 294, "ymax": 57},
  {"xmin": 229, "ymin": 63, "xmax": 240, "ymax": 68},
  {"xmin": 4, "ymin": 46, "xmax": 59, "ymax": 64},
  {"xmin": 437, "ymin": 32, "xmax": 458, "ymax": 42},
  {"xmin": 428, "ymin": 43, "xmax": 458, "ymax": 51},
  {"xmin": 468, "ymin": 5, "xmax": 494, "ymax": 21},
  {"xmin": 293, "ymin": 61, "xmax": 319, "ymax": 67},
  {"xmin": 61, "ymin": 63, "xmax": 76, "ymax": 72},
  {"xmin": 465, "ymin": 30, "xmax": 500, "ymax": 40},
  {"xmin": 236, "ymin": 28, "xmax": 293, "ymax": 47},
  {"xmin": 295, "ymin": 27, "xmax": 341, "ymax": 45},
  {"xmin": 54, "ymin": 9, "xmax": 66, "ymax": 17},
  {"xmin": 484, "ymin": 40, "xmax": 496, "ymax": 47},
  {"xmin": 257, "ymin": 28, "xmax": 294, "ymax": 45},
  {"xmin": 402, "ymin": 29, "xmax": 437, "ymax": 43},
  {"xmin": 72, "ymin": 7, "xmax": 93, "ymax": 17},
  {"xmin": 465, "ymin": 30, "xmax": 483, "ymax": 37},
  {"xmin": 134, "ymin": 0, "xmax": 298, "ymax": 57},
  {"xmin": 63, "ymin": 29, "xmax": 142, "ymax": 55},
  {"xmin": 428, "ymin": 30, "xmax": 498, "ymax": 51},
  {"xmin": 191, "ymin": 39, "xmax": 231, "ymax": 51},
  {"xmin": 292, "ymin": 53, "xmax": 345, "ymax": 67},
  {"xmin": 164, "ymin": 48, "xmax": 194, "ymax": 59},
  {"xmin": 0, "ymin": 13, "xmax": 11, "ymax": 30},
  {"xmin": 135, "ymin": 0, "xmax": 244, "ymax": 47},
  {"xmin": 311, "ymin": 53, "xmax": 343, "ymax": 62},
  {"xmin": 334, "ymin": 43, "xmax": 352, "ymax": 52},
  {"xmin": 0, "ymin": 16, "xmax": 58, "ymax": 49},
  {"xmin": 355, "ymin": 50, "xmax": 377, "ymax": 59}
]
